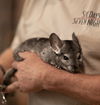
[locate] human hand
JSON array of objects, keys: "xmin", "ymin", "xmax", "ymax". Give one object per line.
[{"xmin": 6, "ymin": 52, "xmax": 50, "ymax": 93}]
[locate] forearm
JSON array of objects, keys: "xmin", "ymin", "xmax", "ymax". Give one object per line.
[
  {"xmin": 0, "ymin": 48, "xmax": 14, "ymax": 83},
  {"xmin": 6, "ymin": 52, "xmax": 100, "ymax": 104},
  {"xmin": 0, "ymin": 48, "xmax": 14, "ymax": 70},
  {"xmin": 43, "ymin": 66, "xmax": 100, "ymax": 104}
]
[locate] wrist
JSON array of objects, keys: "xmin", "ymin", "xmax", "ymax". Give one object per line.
[{"xmin": 42, "ymin": 66, "xmax": 68, "ymax": 91}]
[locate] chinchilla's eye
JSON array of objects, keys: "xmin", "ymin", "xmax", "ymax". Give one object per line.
[
  {"xmin": 77, "ymin": 53, "xmax": 81, "ymax": 60},
  {"xmin": 63, "ymin": 55, "xmax": 69, "ymax": 60}
]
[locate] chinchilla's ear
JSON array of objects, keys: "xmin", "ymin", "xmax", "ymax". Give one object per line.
[
  {"xmin": 72, "ymin": 32, "xmax": 81, "ymax": 50},
  {"xmin": 49, "ymin": 33, "xmax": 63, "ymax": 54}
]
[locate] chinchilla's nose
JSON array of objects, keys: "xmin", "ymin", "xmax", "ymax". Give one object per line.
[
  {"xmin": 67, "ymin": 65, "xmax": 80, "ymax": 73},
  {"xmin": 73, "ymin": 65, "xmax": 78, "ymax": 70},
  {"xmin": 72, "ymin": 65, "xmax": 79, "ymax": 73}
]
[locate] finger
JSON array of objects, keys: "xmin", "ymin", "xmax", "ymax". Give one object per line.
[
  {"xmin": 3, "ymin": 68, "xmax": 17, "ymax": 86},
  {"xmin": 12, "ymin": 62, "xmax": 19, "ymax": 68},
  {"xmin": 19, "ymin": 51, "xmax": 35, "ymax": 59},
  {"xmin": 12, "ymin": 61, "xmax": 24, "ymax": 69},
  {"xmin": 5, "ymin": 81, "xmax": 19, "ymax": 93}
]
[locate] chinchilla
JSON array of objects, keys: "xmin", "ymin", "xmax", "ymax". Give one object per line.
[{"xmin": 2, "ymin": 32, "xmax": 84, "ymax": 87}]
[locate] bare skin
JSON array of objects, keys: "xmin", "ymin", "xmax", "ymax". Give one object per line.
[
  {"xmin": 5, "ymin": 51, "xmax": 100, "ymax": 105},
  {"xmin": 0, "ymin": 48, "xmax": 14, "ymax": 83},
  {"xmin": 0, "ymin": 48, "xmax": 14, "ymax": 70},
  {"xmin": 0, "ymin": 48, "xmax": 28, "ymax": 105}
]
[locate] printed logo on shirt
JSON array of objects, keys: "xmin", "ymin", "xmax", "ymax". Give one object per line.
[{"xmin": 72, "ymin": 10, "xmax": 100, "ymax": 27}]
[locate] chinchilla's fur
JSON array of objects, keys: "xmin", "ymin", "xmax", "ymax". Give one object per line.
[
  {"xmin": 14, "ymin": 32, "xmax": 83, "ymax": 73},
  {"xmin": 3, "ymin": 32, "xmax": 84, "ymax": 87}
]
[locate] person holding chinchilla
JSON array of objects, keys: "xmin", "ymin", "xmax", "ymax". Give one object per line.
[{"xmin": 0, "ymin": 0, "xmax": 100, "ymax": 105}]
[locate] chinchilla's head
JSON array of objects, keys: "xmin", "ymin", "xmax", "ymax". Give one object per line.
[{"xmin": 49, "ymin": 32, "xmax": 83, "ymax": 73}]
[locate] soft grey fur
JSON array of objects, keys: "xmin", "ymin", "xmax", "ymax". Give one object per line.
[
  {"xmin": 0, "ymin": 32, "xmax": 84, "ymax": 95},
  {"xmin": 13, "ymin": 32, "xmax": 83, "ymax": 73}
]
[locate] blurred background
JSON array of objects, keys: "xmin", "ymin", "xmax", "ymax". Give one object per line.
[
  {"xmin": 0, "ymin": 0, "xmax": 24, "ymax": 53},
  {"xmin": 0, "ymin": 0, "xmax": 28, "ymax": 105}
]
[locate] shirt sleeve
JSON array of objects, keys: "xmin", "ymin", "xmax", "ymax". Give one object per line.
[
  {"xmin": 10, "ymin": 34, "xmax": 21, "ymax": 50},
  {"xmin": 10, "ymin": 19, "xmax": 24, "ymax": 50},
  {"xmin": 10, "ymin": 0, "xmax": 28, "ymax": 51}
]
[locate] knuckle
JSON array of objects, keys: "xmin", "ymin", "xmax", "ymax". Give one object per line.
[
  {"xmin": 16, "ymin": 64, "xmax": 20, "ymax": 69},
  {"xmin": 17, "ymin": 62, "xmax": 23, "ymax": 69},
  {"xmin": 12, "ymin": 62, "xmax": 17, "ymax": 68}
]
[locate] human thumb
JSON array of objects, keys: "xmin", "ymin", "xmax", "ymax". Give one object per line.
[{"xmin": 5, "ymin": 81, "xmax": 19, "ymax": 93}]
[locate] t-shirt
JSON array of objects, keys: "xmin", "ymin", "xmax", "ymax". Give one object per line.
[{"xmin": 11, "ymin": 0, "xmax": 100, "ymax": 105}]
